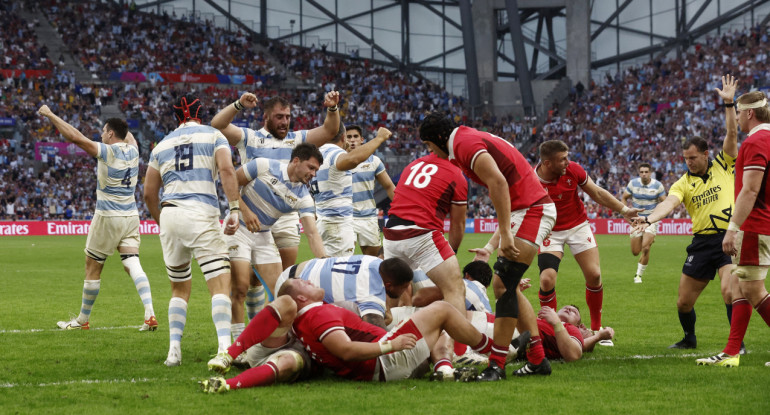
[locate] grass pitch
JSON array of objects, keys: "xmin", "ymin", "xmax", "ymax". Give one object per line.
[{"xmin": 1, "ymin": 233, "xmax": 769, "ymax": 414}]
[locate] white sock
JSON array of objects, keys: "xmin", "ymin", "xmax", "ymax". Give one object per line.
[
  {"xmin": 122, "ymin": 256, "xmax": 155, "ymax": 319},
  {"xmin": 231, "ymin": 322, "xmax": 245, "ymax": 342},
  {"xmin": 637, "ymin": 263, "xmax": 647, "ymax": 277},
  {"xmin": 246, "ymin": 285, "xmax": 266, "ymax": 320},
  {"xmin": 211, "ymin": 294, "xmax": 233, "ymax": 352},
  {"xmin": 168, "ymin": 297, "xmax": 188, "ymax": 352},
  {"xmin": 77, "ymin": 279, "xmax": 100, "ymax": 323}
]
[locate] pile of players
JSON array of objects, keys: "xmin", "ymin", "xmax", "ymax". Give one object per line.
[{"xmin": 38, "ymin": 72, "xmax": 770, "ymax": 394}]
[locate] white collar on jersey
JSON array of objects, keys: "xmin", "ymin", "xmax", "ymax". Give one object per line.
[
  {"xmin": 748, "ymin": 123, "xmax": 770, "ymax": 136},
  {"xmin": 296, "ymin": 301, "xmax": 324, "ymax": 317},
  {"xmin": 447, "ymin": 127, "xmax": 460, "ymax": 160}
]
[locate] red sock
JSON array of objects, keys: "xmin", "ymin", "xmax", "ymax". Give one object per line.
[
  {"xmin": 755, "ymin": 294, "xmax": 770, "ymax": 327},
  {"xmin": 526, "ymin": 336, "xmax": 545, "ymax": 365},
  {"xmin": 539, "ymin": 288, "xmax": 557, "ymax": 310},
  {"xmin": 488, "ymin": 343, "xmax": 507, "ymax": 368},
  {"xmin": 454, "ymin": 341, "xmax": 469, "ymax": 356},
  {"xmin": 228, "ymin": 306, "xmax": 281, "ymax": 358},
  {"xmin": 472, "ymin": 334, "xmax": 492, "ymax": 355},
  {"xmin": 226, "ymin": 362, "xmax": 278, "ymax": 390},
  {"xmin": 434, "ymin": 358, "xmax": 452, "ymax": 371},
  {"xmin": 723, "ymin": 299, "xmax": 752, "ymax": 356},
  {"xmin": 586, "ymin": 284, "xmax": 604, "ymax": 331}
]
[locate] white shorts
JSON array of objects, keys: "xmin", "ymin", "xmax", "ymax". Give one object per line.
[
  {"xmin": 377, "ymin": 318, "xmax": 431, "ymax": 381},
  {"xmin": 353, "ymin": 216, "xmax": 382, "ymax": 247},
  {"xmin": 540, "ymin": 221, "xmax": 597, "ymax": 256},
  {"xmin": 271, "ymin": 212, "xmax": 301, "ymax": 249},
  {"xmin": 733, "ymin": 230, "xmax": 770, "ymax": 281},
  {"xmin": 383, "ymin": 230, "xmax": 453, "ymax": 273},
  {"xmin": 317, "ymin": 216, "xmax": 355, "ymax": 257},
  {"xmin": 630, "ymin": 221, "xmax": 659, "ymax": 238},
  {"xmin": 84, "ymin": 213, "xmax": 140, "ymax": 259},
  {"xmin": 227, "ymin": 226, "xmax": 281, "ymax": 265},
  {"xmin": 510, "ymin": 203, "xmax": 556, "ymax": 246},
  {"xmin": 159, "ymin": 207, "xmax": 228, "ymax": 269},
  {"xmin": 244, "ymin": 334, "xmax": 312, "ymax": 381}
]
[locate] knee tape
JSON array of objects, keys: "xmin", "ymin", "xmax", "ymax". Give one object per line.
[
  {"xmin": 267, "ymin": 350, "xmax": 305, "ymax": 382},
  {"xmin": 199, "ymin": 256, "xmax": 231, "ymax": 281},
  {"xmin": 538, "ymin": 253, "xmax": 561, "ymax": 273},
  {"xmin": 496, "ymin": 288, "xmax": 519, "ymax": 318},
  {"xmin": 494, "ymin": 257, "xmax": 529, "ymax": 291},
  {"xmin": 167, "ymin": 265, "xmax": 192, "ymax": 282}
]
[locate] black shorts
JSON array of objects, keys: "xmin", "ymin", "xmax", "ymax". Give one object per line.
[{"xmin": 682, "ymin": 233, "xmax": 732, "ymax": 280}]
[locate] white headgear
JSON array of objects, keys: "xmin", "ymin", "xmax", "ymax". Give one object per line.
[{"xmin": 737, "ymin": 98, "xmax": 768, "ymax": 111}]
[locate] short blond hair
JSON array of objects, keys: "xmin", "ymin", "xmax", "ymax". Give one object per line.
[{"xmin": 737, "ymin": 91, "xmax": 770, "ymax": 123}]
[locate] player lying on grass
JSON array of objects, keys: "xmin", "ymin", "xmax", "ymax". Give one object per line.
[{"xmin": 199, "ymin": 279, "xmax": 490, "ymax": 392}]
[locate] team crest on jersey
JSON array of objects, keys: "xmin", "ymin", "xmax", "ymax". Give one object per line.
[
  {"xmin": 566, "ymin": 178, "xmax": 573, "ymax": 187},
  {"xmin": 359, "ymin": 163, "xmax": 370, "ymax": 169},
  {"xmin": 285, "ymin": 194, "xmax": 297, "ymax": 204},
  {"xmin": 284, "ymin": 139, "xmax": 295, "ymax": 146},
  {"xmin": 557, "ymin": 194, "xmax": 563, "ymax": 200}
]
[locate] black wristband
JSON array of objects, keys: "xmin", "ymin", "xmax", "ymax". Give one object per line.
[
  {"xmin": 327, "ymin": 105, "xmax": 338, "ymax": 112},
  {"xmin": 723, "ymin": 102, "xmax": 735, "ymax": 108},
  {"xmin": 233, "ymin": 100, "xmax": 244, "ymax": 111}
]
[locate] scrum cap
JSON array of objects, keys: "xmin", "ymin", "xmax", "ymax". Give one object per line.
[{"xmin": 173, "ymin": 95, "xmax": 203, "ymax": 125}]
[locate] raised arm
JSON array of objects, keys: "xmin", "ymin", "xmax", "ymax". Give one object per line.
[
  {"xmin": 125, "ymin": 131, "xmax": 138, "ymax": 149},
  {"xmin": 715, "ymin": 74, "xmax": 738, "ymax": 158},
  {"xmin": 38, "ymin": 105, "xmax": 98, "ymax": 157},
  {"xmin": 210, "ymin": 92, "xmax": 257, "ymax": 146},
  {"xmin": 305, "ymin": 91, "xmax": 341, "ymax": 146},
  {"xmin": 335, "ymin": 127, "xmax": 391, "ymax": 171}
]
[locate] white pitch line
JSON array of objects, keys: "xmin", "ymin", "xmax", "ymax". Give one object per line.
[
  {"xmin": 0, "ymin": 377, "xmax": 156, "ymax": 389},
  {"xmin": 0, "ymin": 325, "xmax": 143, "ymax": 334},
  {"xmin": 583, "ymin": 352, "xmax": 709, "ymax": 361}
]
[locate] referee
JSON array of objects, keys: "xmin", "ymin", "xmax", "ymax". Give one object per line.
[{"xmin": 633, "ymin": 74, "xmax": 740, "ymax": 351}]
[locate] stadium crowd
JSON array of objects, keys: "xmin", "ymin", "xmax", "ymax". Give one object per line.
[{"xmin": 2, "ymin": 0, "xmax": 770, "ymax": 222}]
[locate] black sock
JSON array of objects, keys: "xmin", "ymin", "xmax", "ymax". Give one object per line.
[
  {"xmin": 678, "ymin": 309, "xmax": 696, "ymax": 341},
  {"xmin": 725, "ymin": 303, "xmax": 733, "ymax": 325}
]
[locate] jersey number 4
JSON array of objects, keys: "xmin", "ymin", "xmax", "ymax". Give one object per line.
[
  {"xmin": 404, "ymin": 161, "xmax": 438, "ymax": 189},
  {"xmin": 174, "ymin": 144, "xmax": 194, "ymax": 171}
]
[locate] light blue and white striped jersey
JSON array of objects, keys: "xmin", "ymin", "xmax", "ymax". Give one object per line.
[
  {"xmin": 625, "ymin": 177, "xmax": 665, "ymax": 216},
  {"xmin": 351, "ymin": 155, "xmax": 385, "ymax": 218},
  {"xmin": 464, "ymin": 279, "xmax": 492, "ymax": 313},
  {"xmin": 411, "ymin": 269, "xmax": 491, "ymax": 312},
  {"xmin": 275, "ymin": 255, "xmax": 386, "ymax": 317},
  {"xmin": 236, "ymin": 127, "xmax": 309, "ymax": 163},
  {"xmin": 311, "ymin": 143, "xmax": 352, "ymax": 217},
  {"xmin": 240, "ymin": 158, "xmax": 315, "ymax": 230},
  {"xmin": 148, "ymin": 122, "xmax": 230, "ymax": 216},
  {"xmin": 95, "ymin": 142, "xmax": 139, "ymax": 216}
]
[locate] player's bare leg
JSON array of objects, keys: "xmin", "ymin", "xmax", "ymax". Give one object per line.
[
  {"xmin": 361, "ymin": 245, "xmax": 381, "ymax": 257},
  {"xmin": 279, "ymin": 247, "xmax": 298, "ymax": 270},
  {"xmin": 230, "ymin": 260, "xmax": 252, "ymax": 338},
  {"xmin": 425, "ymin": 256, "xmax": 466, "ymax": 315}
]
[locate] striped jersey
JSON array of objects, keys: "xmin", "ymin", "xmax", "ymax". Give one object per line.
[
  {"xmin": 240, "ymin": 158, "xmax": 315, "ymax": 231},
  {"xmin": 411, "ymin": 270, "xmax": 491, "ymax": 312},
  {"xmin": 236, "ymin": 127, "xmax": 309, "ymax": 163},
  {"xmin": 624, "ymin": 177, "xmax": 665, "ymax": 216},
  {"xmin": 351, "ymin": 155, "xmax": 385, "ymax": 218},
  {"xmin": 275, "ymin": 255, "xmax": 387, "ymax": 317},
  {"xmin": 95, "ymin": 142, "xmax": 139, "ymax": 216},
  {"xmin": 148, "ymin": 122, "xmax": 230, "ymax": 216},
  {"xmin": 311, "ymin": 143, "xmax": 352, "ymax": 218}
]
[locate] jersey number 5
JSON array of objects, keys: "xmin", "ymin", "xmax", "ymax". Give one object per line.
[
  {"xmin": 174, "ymin": 144, "xmax": 194, "ymax": 171},
  {"xmin": 404, "ymin": 161, "xmax": 438, "ymax": 189}
]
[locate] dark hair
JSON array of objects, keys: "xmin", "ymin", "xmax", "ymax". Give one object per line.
[
  {"xmin": 463, "ymin": 260, "xmax": 493, "ymax": 287},
  {"xmin": 379, "ymin": 258, "xmax": 413, "ymax": 285},
  {"xmin": 346, "ymin": 124, "xmax": 363, "ymax": 136},
  {"xmin": 104, "ymin": 118, "xmax": 128, "ymax": 140},
  {"xmin": 263, "ymin": 96, "xmax": 291, "ymax": 114},
  {"xmin": 291, "ymin": 143, "xmax": 323, "ymax": 165},
  {"xmin": 419, "ymin": 111, "xmax": 454, "ymax": 153},
  {"xmin": 682, "ymin": 136, "xmax": 708, "ymax": 152},
  {"xmin": 638, "ymin": 162, "xmax": 651, "ymax": 171},
  {"xmin": 172, "ymin": 95, "xmax": 203, "ymax": 124},
  {"xmin": 332, "ymin": 121, "xmax": 346, "ymax": 144},
  {"xmin": 539, "ymin": 140, "xmax": 569, "ymax": 160}
]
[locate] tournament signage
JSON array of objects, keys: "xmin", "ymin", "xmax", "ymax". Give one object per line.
[
  {"xmin": 441, "ymin": 218, "xmax": 693, "ymax": 235},
  {"xmin": 108, "ymin": 71, "xmax": 267, "ymax": 85},
  {"xmin": 1, "ymin": 221, "xmax": 160, "ymax": 236},
  {"xmin": 35, "ymin": 142, "xmax": 89, "ymax": 160}
]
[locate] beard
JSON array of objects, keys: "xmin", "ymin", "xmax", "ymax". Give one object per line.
[{"xmin": 265, "ymin": 118, "xmax": 289, "ymax": 139}]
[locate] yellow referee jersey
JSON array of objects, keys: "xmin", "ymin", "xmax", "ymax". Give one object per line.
[{"xmin": 669, "ymin": 150, "xmax": 735, "ymax": 234}]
